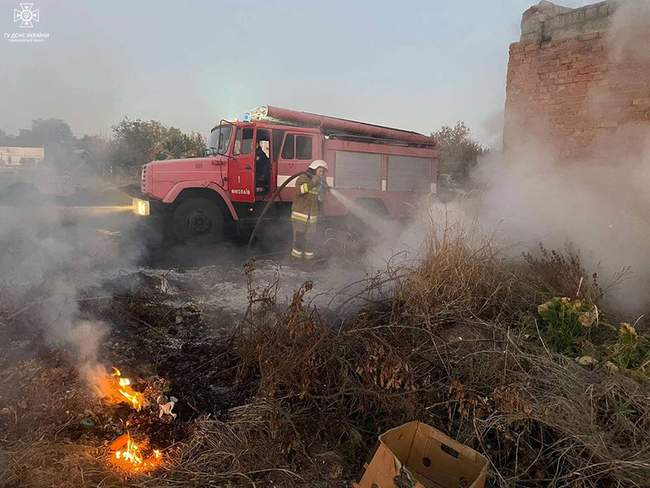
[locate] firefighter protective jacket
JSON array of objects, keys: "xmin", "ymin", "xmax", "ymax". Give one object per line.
[{"xmin": 291, "ymin": 173, "xmax": 321, "ymax": 226}]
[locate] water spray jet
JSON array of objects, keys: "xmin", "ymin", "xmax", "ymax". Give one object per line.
[{"xmin": 328, "ymin": 188, "xmax": 396, "ymax": 236}]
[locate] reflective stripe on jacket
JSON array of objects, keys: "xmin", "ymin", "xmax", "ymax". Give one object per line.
[
  {"xmin": 291, "ymin": 174, "xmax": 320, "ymax": 225},
  {"xmin": 291, "ymin": 210, "xmax": 318, "ymax": 224}
]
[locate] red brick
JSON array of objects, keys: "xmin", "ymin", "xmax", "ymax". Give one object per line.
[
  {"xmin": 504, "ymin": 26, "xmax": 650, "ymax": 160},
  {"xmin": 510, "ymin": 42, "xmax": 525, "ymax": 54},
  {"xmin": 579, "ymin": 32, "xmax": 600, "ymax": 41},
  {"xmin": 575, "ymin": 74, "xmax": 596, "ymax": 82}
]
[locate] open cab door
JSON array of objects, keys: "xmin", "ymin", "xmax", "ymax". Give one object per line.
[{"xmin": 227, "ymin": 123, "xmax": 256, "ymax": 204}]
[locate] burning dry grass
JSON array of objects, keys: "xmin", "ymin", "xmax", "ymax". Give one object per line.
[{"xmin": 1, "ymin": 222, "xmax": 650, "ymax": 487}]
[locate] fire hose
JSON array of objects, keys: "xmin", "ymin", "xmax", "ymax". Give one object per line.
[{"xmin": 246, "ymin": 171, "xmax": 307, "ymax": 250}]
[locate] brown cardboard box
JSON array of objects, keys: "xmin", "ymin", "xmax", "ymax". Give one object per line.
[{"xmin": 353, "ymin": 421, "xmax": 488, "ymax": 488}]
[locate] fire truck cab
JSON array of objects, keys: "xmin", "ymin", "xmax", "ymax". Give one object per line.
[{"xmin": 134, "ymin": 106, "xmax": 438, "ymax": 243}]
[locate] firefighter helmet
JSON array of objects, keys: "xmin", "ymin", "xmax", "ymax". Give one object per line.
[{"xmin": 309, "ymin": 160, "xmax": 328, "ymax": 171}]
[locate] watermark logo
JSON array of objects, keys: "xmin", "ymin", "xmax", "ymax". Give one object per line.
[
  {"xmin": 13, "ymin": 3, "xmax": 39, "ymax": 28},
  {"xmin": 5, "ymin": 2, "xmax": 49, "ymax": 43}
]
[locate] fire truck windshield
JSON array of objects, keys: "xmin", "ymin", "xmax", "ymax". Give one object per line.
[{"xmin": 209, "ymin": 125, "xmax": 233, "ymax": 155}]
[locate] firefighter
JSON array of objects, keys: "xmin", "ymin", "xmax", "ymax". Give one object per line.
[
  {"xmin": 291, "ymin": 160, "xmax": 329, "ymax": 261},
  {"xmin": 255, "ymin": 141, "xmax": 270, "ymax": 194}
]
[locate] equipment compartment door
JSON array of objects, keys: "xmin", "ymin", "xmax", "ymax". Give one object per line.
[{"xmin": 228, "ymin": 126, "xmax": 256, "ymax": 203}]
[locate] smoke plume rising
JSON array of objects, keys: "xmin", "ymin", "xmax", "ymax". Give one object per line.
[
  {"xmin": 609, "ymin": 0, "xmax": 650, "ymax": 63},
  {"xmin": 0, "ymin": 182, "xmax": 145, "ymax": 396}
]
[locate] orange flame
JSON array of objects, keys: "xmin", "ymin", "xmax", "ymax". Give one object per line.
[
  {"xmin": 81, "ymin": 363, "xmax": 149, "ymax": 411},
  {"xmin": 111, "ymin": 433, "xmax": 162, "ymax": 473},
  {"xmin": 111, "ymin": 367, "xmax": 146, "ymax": 411}
]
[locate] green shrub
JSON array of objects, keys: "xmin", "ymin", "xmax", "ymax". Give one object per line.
[
  {"xmin": 609, "ymin": 323, "xmax": 650, "ymax": 372},
  {"xmin": 537, "ymin": 297, "xmax": 597, "ymax": 354}
]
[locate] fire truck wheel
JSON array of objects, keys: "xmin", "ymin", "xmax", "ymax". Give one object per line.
[{"xmin": 172, "ymin": 197, "xmax": 224, "ymax": 244}]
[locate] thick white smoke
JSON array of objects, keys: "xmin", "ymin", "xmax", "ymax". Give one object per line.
[
  {"xmin": 346, "ymin": 0, "xmax": 650, "ymax": 316},
  {"xmin": 0, "ymin": 186, "xmax": 144, "ymax": 394}
]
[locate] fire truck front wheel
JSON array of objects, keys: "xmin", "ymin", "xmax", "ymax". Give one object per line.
[{"xmin": 171, "ymin": 197, "xmax": 224, "ymax": 244}]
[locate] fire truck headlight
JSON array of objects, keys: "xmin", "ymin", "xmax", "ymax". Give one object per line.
[{"xmin": 132, "ymin": 198, "xmax": 150, "ymax": 216}]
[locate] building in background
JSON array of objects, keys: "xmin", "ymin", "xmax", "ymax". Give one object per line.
[
  {"xmin": 0, "ymin": 146, "xmax": 45, "ymax": 166},
  {"xmin": 504, "ymin": 1, "xmax": 650, "ymax": 161}
]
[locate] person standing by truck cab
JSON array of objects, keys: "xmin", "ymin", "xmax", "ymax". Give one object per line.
[
  {"xmin": 291, "ymin": 160, "xmax": 328, "ymax": 261},
  {"xmin": 255, "ymin": 141, "xmax": 270, "ymax": 195}
]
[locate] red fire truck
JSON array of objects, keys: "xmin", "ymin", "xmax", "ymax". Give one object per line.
[{"xmin": 133, "ymin": 106, "xmax": 438, "ymax": 243}]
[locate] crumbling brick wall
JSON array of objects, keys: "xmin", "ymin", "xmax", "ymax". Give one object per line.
[{"xmin": 504, "ymin": 0, "xmax": 650, "ymax": 161}]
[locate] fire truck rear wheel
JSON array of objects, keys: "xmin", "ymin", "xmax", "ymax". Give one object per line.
[{"xmin": 171, "ymin": 197, "xmax": 224, "ymax": 244}]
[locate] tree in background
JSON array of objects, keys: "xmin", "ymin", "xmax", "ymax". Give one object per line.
[
  {"xmin": 77, "ymin": 135, "xmax": 112, "ymax": 176},
  {"xmin": 31, "ymin": 119, "xmax": 76, "ymax": 169},
  {"xmin": 160, "ymin": 127, "xmax": 206, "ymax": 160},
  {"xmin": 110, "ymin": 118, "xmax": 167, "ymax": 171},
  {"xmin": 1, "ymin": 117, "xmax": 206, "ymax": 184},
  {"xmin": 109, "ymin": 118, "xmax": 206, "ymax": 176},
  {"xmin": 29, "ymin": 118, "xmax": 75, "ymax": 147},
  {"xmin": 432, "ymin": 122, "xmax": 485, "ymax": 187}
]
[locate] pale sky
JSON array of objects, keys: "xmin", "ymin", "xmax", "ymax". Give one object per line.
[{"xmin": 0, "ymin": 0, "xmax": 592, "ymax": 145}]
